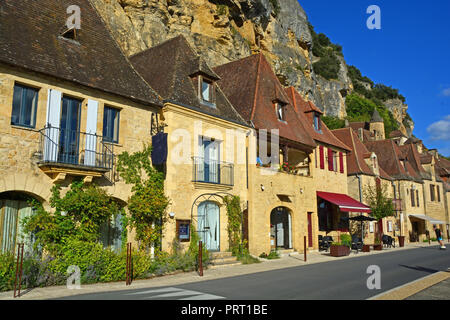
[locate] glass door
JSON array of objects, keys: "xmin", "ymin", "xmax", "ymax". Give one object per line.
[
  {"xmin": 59, "ymin": 97, "xmax": 81, "ymax": 164},
  {"xmin": 198, "ymin": 201, "xmax": 220, "ymax": 251}
]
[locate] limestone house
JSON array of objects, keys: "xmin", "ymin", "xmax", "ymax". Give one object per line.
[
  {"xmin": 214, "ymin": 54, "xmax": 365, "ymax": 255},
  {"xmin": 285, "ymin": 88, "xmax": 370, "ymax": 245},
  {"xmin": 129, "ymin": 35, "xmax": 252, "ymax": 254},
  {"xmin": 332, "ymin": 127, "xmax": 397, "ymax": 244},
  {"xmin": 364, "ymin": 139, "xmax": 447, "ymax": 243},
  {"xmin": 0, "ymin": 0, "xmax": 163, "ymax": 254}
]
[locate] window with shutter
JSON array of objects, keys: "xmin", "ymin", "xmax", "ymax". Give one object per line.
[
  {"xmin": 327, "ymin": 148, "xmax": 333, "ymax": 171},
  {"xmin": 319, "ymin": 146, "xmax": 324, "ymax": 169},
  {"xmin": 437, "ymin": 185, "xmax": 440, "ymax": 202},
  {"xmin": 339, "ymin": 152, "xmax": 344, "ymax": 173}
]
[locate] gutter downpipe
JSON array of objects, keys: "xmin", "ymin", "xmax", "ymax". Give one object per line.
[{"xmin": 356, "ymin": 175, "xmax": 363, "ymax": 241}]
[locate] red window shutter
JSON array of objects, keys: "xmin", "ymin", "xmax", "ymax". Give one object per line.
[
  {"xmin": 328, "ymin": 148, "xmax": 333, "ymax": 171},
  {"xmin": 319, "ymin": 146, "xmax": 324, "ymax": 169},
  {"xmin": 339, "ymin": 152, "xmax": 344, "ymax": 173}
]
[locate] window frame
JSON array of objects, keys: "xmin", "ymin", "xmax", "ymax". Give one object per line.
[
  {"xmin": 313, "ymin": 112, "xmax": 321, "ymax": 131},
  {"xmin": 275, "ymin": 102, "xmax": 286, "ymax": 122},
  {"xmin": 102, "ymin": 105, "xmax": 120, "ymax": 144},
  {"xmin": 11, "ymin": 83, "xmax": 39, "ymax": 129}
]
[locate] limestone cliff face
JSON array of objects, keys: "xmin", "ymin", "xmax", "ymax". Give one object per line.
[{"xmin": 91, "ymin": 0, "xmax": 410, "ymax": 131}]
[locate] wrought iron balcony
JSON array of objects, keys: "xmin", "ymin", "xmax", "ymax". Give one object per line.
[
  {"xmin": 38, "ymin": 126, "xmax": 115, "ymax": 173},
  {"xmin": 192, "ymin": 156, "xmax": 234, "ymax": 186}
]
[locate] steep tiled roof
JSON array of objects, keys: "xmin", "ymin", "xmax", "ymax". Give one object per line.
[
  {"xmin": 371, "ymin": 109, "xmax": 383, "ymax": 122},
  {"xmin": 214, "ymin": 54, "xmax": 316, "ymax": 150},
  {"xmin": 389, "ymin": 130, "xmax": 406, "ymax": 138},
  {"xmin": 286, "ymin": 88, "xmax": 351, "ymax": 152},
  {"xmin": 332, "ymin": 128, "xmax": 374, "ymax": 176},
  {"xmin": 364, "ymin": 139, "xmax": 418, "ymax": 181},
  {"xmin": 399, "ymin": 144, "xmax": 431, "ymax": 180},
  {"xmin": 129, "ymin": 35, "xmax": 247, "ymax": 127},
  {"xmin": 0, "ymin": 0, "xmax": 161, "ymax": 106}
]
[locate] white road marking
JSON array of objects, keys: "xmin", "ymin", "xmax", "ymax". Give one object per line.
[{"xmin": 124, "ymin": 287, "xmax": 225, "ymax": 300}]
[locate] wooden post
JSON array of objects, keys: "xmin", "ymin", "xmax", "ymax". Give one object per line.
[
  {"xmin": 199, "ymin": 241, "xmax": 203, "ymax": 277},
  {"xmin": 304, "ymin": 236, "xmax": 307, "ymax": 262},
  {"xmin": 126, "ymin": 243, "xmax": 132, "ymax": 286}
]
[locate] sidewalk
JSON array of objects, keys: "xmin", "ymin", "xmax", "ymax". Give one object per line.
[{"xmin": 0, "ymin": 242, "xmax": 444, "ymax": 300}]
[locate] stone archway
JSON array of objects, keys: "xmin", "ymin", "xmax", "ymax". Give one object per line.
[{"xmin": 270, "ymin": 207, "xmax": 292, "ymax": 250}]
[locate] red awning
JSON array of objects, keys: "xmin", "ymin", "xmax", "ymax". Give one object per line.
[{"xmin": 317, "ymin": 191, "xmax": 371, "ymax": 213}]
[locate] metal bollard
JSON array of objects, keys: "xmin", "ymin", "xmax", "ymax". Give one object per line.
[
  {"xmin": 126, "ymin": 243, "xmax": 132, "ymax": 286},
  {"xmin": 304, "ymin": 236, "xmax": 307, "ymax": 262},
  {"xmin": 13, "ymin": 243, "xmax": 24, "ymax": 298},
  {"xmin": 199, "ymin": 241, "xmax": 203, "ymax": 277}
]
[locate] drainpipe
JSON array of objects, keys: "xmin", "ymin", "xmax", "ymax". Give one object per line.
[
  {"xmin": 356, "ymin": 175, "xmax": 363, "ymax": 241},
  {"xmin": 392, "ymin": 181, "xmax": 402, "ymax": 237}
]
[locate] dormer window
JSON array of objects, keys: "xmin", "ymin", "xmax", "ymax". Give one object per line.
[
  {"xmin": 313, "ymin": 112, "xmax": 321, "ymax": 131},
  {"xmin": 201, "ymin": 80, "xmax": 212, "ymax": 102},
  {"xmin": 275, "ymin": 102, "xmax": 286, "ymax": 122}
]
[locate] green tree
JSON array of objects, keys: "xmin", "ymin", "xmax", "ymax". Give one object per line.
[
  {"xmin": 363, "ymin": 182, "xmax": 395, "ymax": 221},
  {"xmin": 24, "ymin": 180, "xmax": 120, "ymax": 255},
  {"xmin": 116, "ymin": 144, "xmax": 170, "ymax": 251}
]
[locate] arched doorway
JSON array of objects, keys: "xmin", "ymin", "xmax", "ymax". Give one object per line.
[
  {"xmin": 198, "ymin": 201, "xmax": 220, "ymax": 251},
  {"xmin": 270, "ymin": 207, "xmax": 292, "ymax": 249},
  {"xmin": 0, "ymin": 191, "xmax": 40, "ymax": 254}
]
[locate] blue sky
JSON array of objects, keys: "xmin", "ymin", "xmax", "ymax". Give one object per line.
[{"xmin": 299, "ymin": 0, "xmax": 450, "ymax": 156}]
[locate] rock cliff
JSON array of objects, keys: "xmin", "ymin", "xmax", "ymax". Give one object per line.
[{"xmin": 91, "ymin": 0, "xmax": 412, "ymax": 134}]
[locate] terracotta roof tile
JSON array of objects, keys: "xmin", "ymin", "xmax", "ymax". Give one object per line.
[
  {"xmin": 286, "ymin": 88, "xmax": 351, "ymax": 151},
  {"xmin": 214, "ymin": 54, "xmax": 316, "ymax": 149},
  {"xmin": 130, "ymin": 35, "xmax": 247, "ymax": 127},
  {"xmin": 0, "ymin": 0, "xmax": 161, "ymax": 106}
]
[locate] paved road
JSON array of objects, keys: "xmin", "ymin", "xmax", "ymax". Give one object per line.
[{"xmin": 58, "ymin": 246, "xmax": 450, "ymax": 300}]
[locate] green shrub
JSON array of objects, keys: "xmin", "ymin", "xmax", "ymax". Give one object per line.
[
  {"xmin": 313, "ymin": 53, "xmax": 341, "ymax": 80},
  {"xmin": 340, "ymin": 234, "xmax": 352, "ymax": 248},
  {"xmin": 259, "ymin": 250, "xmax": 280, "ymax": 260},
  {"xmin": 0, "ymin": 253, "xmax": 15, "ymax": 291},
  {"xmin": 322, "ymin": 116, "xmax": 346, "ymax": 130}
]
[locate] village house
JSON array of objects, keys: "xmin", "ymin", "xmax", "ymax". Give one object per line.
[
  {"xmin": 129, "ymin": 35, "xmax": 253, "ymax": 254},
  {"xmin": 0, "ymin": 0, "xmax": 163, "ymax": 253},
  {"xmin": 332, "ymin": 125, "xmax": 397, "ymax": 244}
]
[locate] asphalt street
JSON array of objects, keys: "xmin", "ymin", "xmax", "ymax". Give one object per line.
[{"xmin": 58, "ymin": 245, "xmax": 450, "ymax": 300}]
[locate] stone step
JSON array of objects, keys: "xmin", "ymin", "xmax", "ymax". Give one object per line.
[
  {"xmin": 210, "ymin": 251, "xmax": 233, "ymax": 259},
  {"xmin": 211, "ymin": 256, "xmax": 238, "ymax": 264},
  {"xmin": 209, "ymin": 258, "xmax": 241, "ymax": 268}
]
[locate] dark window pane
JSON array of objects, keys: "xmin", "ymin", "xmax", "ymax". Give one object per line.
[
  {"xmin": 103, "ymin": 106, "xmax": 119, "ymax": 143},
  {"xmin": 11, "ymin": 85, "xmax": 38, "ymax": 127}
]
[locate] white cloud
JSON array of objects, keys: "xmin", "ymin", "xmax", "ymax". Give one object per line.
[
  {"xmin": 442, "ymin": 88, "xmax": 450, "ymax": 96},
  {"xmin": 427, "ymin": 115, "xmax": 450, "ymax": 141}
]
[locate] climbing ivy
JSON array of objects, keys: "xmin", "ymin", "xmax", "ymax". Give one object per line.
[
  {"xmin": 116, "ymin": 144, "xmax": 170, "ymax": 251},
  {"xmin": 223, "ymin": 195, "xmax": 243, "ymax": 256}
]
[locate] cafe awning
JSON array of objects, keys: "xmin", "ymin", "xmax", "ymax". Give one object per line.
[
  {"xmin": 317, "ymin": 191, "xmax": 371, "ymax": 213},
  {"xmin": 408, "ymin": 214, "xmax": 445, "ymax": 225}
]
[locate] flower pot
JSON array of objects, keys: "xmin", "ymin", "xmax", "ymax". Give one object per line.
[
  {"xmin": 373, "ymin": 244, "xmax": 383, "ymax": 251},
  {"xmin": 330, "ymin": 245, "xmax": 350, "ymax": 257},
  {"xmin": 398, "ymin": 236, "xmax": 405, "ymax": 247}
]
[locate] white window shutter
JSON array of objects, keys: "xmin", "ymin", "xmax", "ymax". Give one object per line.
[
  {"xmin": 43, "ymin": 89, "xmax": 62, "ymax": 162},
  {"xmin": 84, "ymin": 99, "xmax": 98, "ymax": 166}
]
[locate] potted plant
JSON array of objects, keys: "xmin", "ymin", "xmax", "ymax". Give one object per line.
[
  {"xmin": 330, "ymin": 234, "xmax": 351, "ymax": 257},
  {"xmin": 374, "ymin": 237, "xmax": 383, "ymax": 251}
]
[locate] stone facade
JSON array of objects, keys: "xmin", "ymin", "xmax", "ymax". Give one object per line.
[{"xmin": 0, "ymin": 63, "xmax": 160, "ymax": 249}]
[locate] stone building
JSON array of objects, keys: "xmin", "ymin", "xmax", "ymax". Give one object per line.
[
  {"xmin": 0, "ymin": 0, "xmax": 163, "ymax": 253},
  {"xmin": 129, "ymin": 35, "xmax": 252, "ymax": 254},
  {"xmin": 332, "ymin": 127, "xmax": 397, "ymax": 244}
]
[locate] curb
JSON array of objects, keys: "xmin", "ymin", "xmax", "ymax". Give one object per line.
[{"xmin": 368, "ymin": 271, "xmax": 450, "ymax": 300}]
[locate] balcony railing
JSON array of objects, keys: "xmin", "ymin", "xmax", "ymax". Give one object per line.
[
  {"xmin": 192, "ymin": 156, "xmax": 234, "ymax": 186},
  {"xmin": 38, "ymin": 126, "xmax": 115, "ymax": 171}
]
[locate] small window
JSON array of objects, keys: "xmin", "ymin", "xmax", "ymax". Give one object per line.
[
  {"xmin": 430, "ymin": 184, "xmax": 435, "ymax": 202},
  {"xmin": 411, "ymin": 189, "xmax": 415, "ymax": 207},
  {"xmin": 437, "ymin": 185, "xmax": 441, "ymax": 202},
  {"xmin": 177, "ymin": 220, "xmax": 191, "ymax": 242},
  {"xmin": 103, "ymin": 106, "xmax": 120, "ymax": 143},
  {"xmin": 416, "ymin": 190, "xmax": 419, "ymax": 207},
  {"xmin": 11, "ymin": 84, "xmax": 39, "ymax": 128},
  {"xmin": 201, "ymin": 79, "xmax": 214, "ymax": 103},
  {"xmin": 313, "ymin": 113, "xmax": 321, "ymax": 131},
  {"xmin": 275, "ymin": 102, "xmax": 285, "ymax": 121}
]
